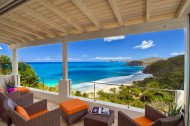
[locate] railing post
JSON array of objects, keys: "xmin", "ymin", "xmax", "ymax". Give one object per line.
[
  {"xmin": 94, "ymin": 82, "xmax": 96, "ymax": 102},
  {"xmin": 42, "ymin": 78, "xmax": 44, "ymax": 91}
]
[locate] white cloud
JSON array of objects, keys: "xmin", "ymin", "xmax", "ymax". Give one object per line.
[
  {"xmin": 0, "ymin": 46, "xmax": 2, "ymax": 50},
  {"xmin": 95, "ymin": 56, "xmax": 131, "ymax": 60},
  {"xmin": 68, "ymin": 58, "xmax": 82, "ymax": 61},
  {"xmin": 134, "ymin": 40, "xmax": 155, "ymax": 49},
  {"xmin": 104, "ymin": 35, "xmax": 125, "ymax": 42},
  {"xmin": 20, "ymin": 57, "xmax": 62, "ymax": 62},
  {"xmin": 170, "ymin": 52, "xmax": 185, "ymax": 56}
]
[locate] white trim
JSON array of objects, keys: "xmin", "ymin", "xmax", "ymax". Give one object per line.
[{"xmin": 184, "ymin": 13, "xmax": 190, "ymax": 126}]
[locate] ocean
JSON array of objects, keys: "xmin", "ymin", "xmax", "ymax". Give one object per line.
[{"xmin": 28, "ymin": 62, "xmax": 152, "ymax": 89}]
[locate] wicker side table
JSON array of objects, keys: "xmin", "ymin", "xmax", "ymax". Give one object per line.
[{"xmin": 84, "ymin": 110, "xmax": 114, "ymax": 126}]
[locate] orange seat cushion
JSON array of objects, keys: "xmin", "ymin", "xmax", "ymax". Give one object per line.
[
  {"xmin": 0, "ymin": 89, "xmax": 2, "ymax": 92},
  {"xmin": 60, "ymin": 98, "xmax": 88, "ymax": 115},
  {"xmin": 15, "ymin": 87, "xmax": 29, "ymax": 93},
  {"xmin": 29, "ymin": 110, "xmax": 49, "ymax": 119},
  {"xmin": 16, "ymin": 106, "xmax": 30, "ymax": 120},
  {"xmin": 134, "ymin": 116, "xmax": 153, "ymax": 126}
]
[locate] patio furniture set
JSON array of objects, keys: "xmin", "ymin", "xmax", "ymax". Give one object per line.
[{"xmin": 0, "ymin": 87, "xmax": 184, "ymax": 126}]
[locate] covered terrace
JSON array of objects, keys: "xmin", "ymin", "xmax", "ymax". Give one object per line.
[{"xmin": 0, "ymin": 0, "xmax": 190, "ymax": 126}]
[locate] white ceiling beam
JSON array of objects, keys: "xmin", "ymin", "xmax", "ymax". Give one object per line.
[
  {"xmin": 72, "ymin": 0, "xmax": 102, "ymax": 29},
  {"xmin": 0, "ymin": 32, "xmax": 24, "ymax": 43},
  {"xmin": 7, "ymin": 13, "xmax": 56, "ymax": 37},
  {"xmin": 146, "ymin": 0, "xmax": 151, "ymax": 21},
  {"xmin": 0, "ymin": 18, "xmax": 45, "ymax": 39},
  {"xmin": 9, "ymin": 18, "xmax": 184, "ymax": 49},
  {"xmin": 176, "ymin": 0, "xmax": 190, "ymax": 17},
  {"xmin": 0, "ymin": 30, "xmax": 27, "ymax": 42},
  {"xmin": 0, "ymin": 37, "xmax": 18, "ymax": 43},
  {"xmin": 36, "ymin": 0, "xmax": 84, "ymax": 32},
  {"xmin": 0, "ymin": 38, "xmax": 16, "ymax": 44},
  {"xmin": 108, "ymin": 0, "xmax": 123, "ymax": 25},
  {"xmin": 0, "ymin": 24, "xmax": 35, "ymax": 41},
  {"xmin": 20, "ymin": 6, "xmax": 69, "ymax": 34},
  {"xmin": 0, "ymin": 39, "xmax": 12, "ymax": 44},
  {"xmin": 10, "ymin": 37, "xmax": 62, "ymax": 49}
]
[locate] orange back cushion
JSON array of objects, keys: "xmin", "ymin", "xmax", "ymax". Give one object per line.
[
  {"xmin": 0, "ymin": 89, "xmax": 2, "ymax": 92},
  {"xmin": 16, "ymin": 106, "xmax": 30, "ymax": 120}
]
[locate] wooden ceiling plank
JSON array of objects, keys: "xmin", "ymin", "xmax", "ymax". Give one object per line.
[
  {"xmin": 20, "ymin": 6, "xmax": 69, "ymax": 34},
  {"xmin": 146, "ymin": 0, "xmax": 151, "ymax": 21},
  {"xmin": 0, "ymin": 23, "xmax": 35, "ymax": 40},
  {"xmin": 36, "ymin": 0, "xmax": 84, "ymax": 32},
  {"xmin": 176, "ymin": 0, "xmax": 190, "ymax": 17},
  {"xmin": 0, "ymin": 18, "xmax": 45, "ymax": 39},
  {"xmin": 6, "ymin": 13, "xmax": 56, "ymax": 37},
  {"xmin": 72, "ymin": 0, "xmax": 102, "ymax": 29},
  {"xmin": 108, "ymin": 0, "xmax": 123, "ymax": 25}
]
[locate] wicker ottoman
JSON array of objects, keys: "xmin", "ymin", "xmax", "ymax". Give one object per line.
[
  {"xmin": 60, "ymin": 98, "xmax": 88, "ymax": 126},
  {"xmin": 84, "ymin": 110, "xmax": 114, "ymax": 126}
]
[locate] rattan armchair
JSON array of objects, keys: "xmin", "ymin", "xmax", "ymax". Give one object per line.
[
  {"xmin": 118, "ymin": 105, "xmax": 183, "ymax": 126},
  {"xmin": 0, "ymin": 91, "xmax": 33, "ymax": 126},
  {"xmin": 4, "ymin": 98, "xmax": 61, "ymax": 126}
]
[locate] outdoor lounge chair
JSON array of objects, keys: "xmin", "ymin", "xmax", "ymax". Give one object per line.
[
  {"xmin": 4, "ymin": 98, "xmax": 61, "ymax": 126},
  {"xmin": 0, "ymin": 91, "xmax": 33, "ymax": 126},
  {"xmin": 118, "ymin": 105, "xmax": 183, "ymax": 126}
]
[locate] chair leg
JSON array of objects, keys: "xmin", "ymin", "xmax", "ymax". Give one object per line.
[{"xmin": 7, "ymin": 117, "xmax": 12, "ymax": 126}]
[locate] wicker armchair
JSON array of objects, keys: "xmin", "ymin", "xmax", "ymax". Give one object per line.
[
  {"xmin": 0, "ymin": 91, "xmax": 33, "ymax": 126},
  {"xmin": 4, "ymin": 98, "xmax": 61, "ymax": 126},
  {"xmin": 118, "ymin": 105, "xmax": 183, "ymax": 126}
]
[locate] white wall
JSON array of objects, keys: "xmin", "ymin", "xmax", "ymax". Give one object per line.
[{"xmin": 0, "ymin": 75, "xmax": 12, "ymax": 93}]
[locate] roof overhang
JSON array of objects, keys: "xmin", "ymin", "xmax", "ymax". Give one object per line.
[{"xmin": 0, "ymin": 0, "xmax": 189, "ymax": 48}]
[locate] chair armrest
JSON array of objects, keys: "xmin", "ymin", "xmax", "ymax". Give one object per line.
[
  {"xmin": 6, "ymin": 91, "xmax": 20, "ymax": 99},
  {"xmin": 24, "ymin": 99, "xmax": 47, "ymax": 115},
  {"xmin": 118, "ymin": 111, "xmax": 140, "ymax": 126},
  {"xmin": 13, "ymin": 93, "xmax": 33, "ymax": 107},
  {"xmin": 145, "ymin": 105, "xmax": 167, "ymax": 121},
  {"xmin": 151, "ymin": 114, "xmax": 182, "ymax": 126},
  {"xmin": 27, "ymin": 108, "xmax": 60, "ymax": 126}
]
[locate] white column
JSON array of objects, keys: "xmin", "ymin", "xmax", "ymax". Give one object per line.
[
  {"xmin": 12, "ymin": 48, "xmax": 18, "ymax": 75},
  {"xmin": 12, "ymin": 48, "xmax": 20, "ymax": 86},
  {"xmin": 184, "ymin": 14, "xmax": 190, "ymax": 126},
  {"xmin": 62, "ymin": 40, "xmax": 68, "ymax": 80},
  {"xmin": 58, "ymin": 39, "xmax": 70, "ymax": 99}
]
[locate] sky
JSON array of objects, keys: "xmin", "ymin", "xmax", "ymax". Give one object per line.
[{"xmin": 0, "ymin": 29, "xmax": 185, "ymax": 62}]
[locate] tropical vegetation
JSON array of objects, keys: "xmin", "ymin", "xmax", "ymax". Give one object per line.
[
  {"xmin": 0, "ymin": 55, "xmax": 58, "ymax": 92},
  {"xmin": 73, "ymin": 55, "xmax": 184, "ymax": 111}
]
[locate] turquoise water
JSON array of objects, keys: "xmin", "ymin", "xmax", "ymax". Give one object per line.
[{"xmin": 28, "ymin": 62, "xmax": 146, "ymax": 87}]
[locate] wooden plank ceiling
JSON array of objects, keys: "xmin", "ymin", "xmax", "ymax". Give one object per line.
[{"xmin": 0, "ymin": 0, "xmax": 189, "ymax": 45}]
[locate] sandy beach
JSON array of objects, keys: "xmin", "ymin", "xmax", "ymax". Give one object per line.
[{"xmin": 72, "ymin": 72, "xmax": 152, "ymax": 94}]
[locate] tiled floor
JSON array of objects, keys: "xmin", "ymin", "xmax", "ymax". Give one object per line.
[{"xmin": 0, "ymin": 98, "xmax": 118, "ymax": 126}]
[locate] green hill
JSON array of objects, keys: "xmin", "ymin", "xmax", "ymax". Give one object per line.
[
  {"xmin": 127, "ymin": 57, "xmax": 163, "ymax": 66},
  {"xmin": 135, "ymin": 55, "xmax": 184, "ymax": 90}
]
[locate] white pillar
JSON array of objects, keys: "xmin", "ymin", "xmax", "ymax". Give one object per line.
[
  {"xmin": 62, "ymin": 40, "xmax": 68, "ymax": 80},
  {"xmin": 12, "ymin": 48, "xmax": 18, "ymax": 75},
  {"xmin": 184, "ymin": 14, "xmax": 190, "ymax": 126},
  {"xmin": 12, "ymin": 48, "xmax": 20, "ymax": 86}
]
